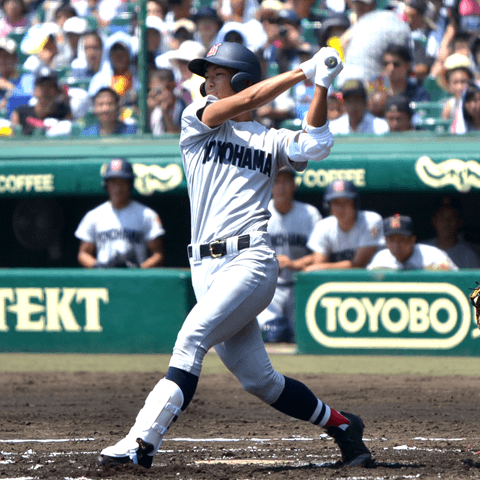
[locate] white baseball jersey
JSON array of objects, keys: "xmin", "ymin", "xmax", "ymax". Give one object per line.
[
  {"xmin": 307, "ymin": 210, "xmax": 385, "ymax": 261},
  {"xmin": 367, "ymin": 243, "xmax": 459, "ymax": 270},
  {"xmin": 75, "ymin": 200, "xmax": 165, "ymax": 265},
  {"xmin": 257, "ymin": 199, "xmax": 321, "ymax": 330},
  {"xmin": 423, "ymin": 237, "xmax": 480, "ymax": 269},
  {"xmin": 268, "ymin": 199, "xmax": 322, "ymax": 285},
  {"xmin": 179, "ymin": 95, "xmax": 303, "ymax": 245},
  {"xmin": 170, "ymin": 94, "xmax": 334, "ymax": 400}
]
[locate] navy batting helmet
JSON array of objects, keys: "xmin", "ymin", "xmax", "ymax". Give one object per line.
[
  {"xmin": 323, "ymin": 179, "xmax": 359, "ymax": 212},
  {"xmin": 188, "ymin": 42, "xmax": 262, "ymax": 96},
  {"xmin": 102, "ymin": 158, "xmax": 134, "ymax": 190}
]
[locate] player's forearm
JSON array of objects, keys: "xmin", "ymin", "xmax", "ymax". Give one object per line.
[
  {"xmin": 320, "ymin": 260, "xmax": 354, "ymax": 270},
  {"xmin": 304, "ymin": 85, "xmax": 328, "ymax": 128},
  {"xmin": 289, "ymin": 253, "xmax": 316, "ymax": 271},
  {"xmin": 242, "ymin": 69, "xmax": 306, "ymax": 112},
  {"xmin": 141, "ymin": 252, "xmax": 164, "ymax": 268},
  {"xmin": 78, "ymin": 251, "xmax": 97, "ymax": 268}
]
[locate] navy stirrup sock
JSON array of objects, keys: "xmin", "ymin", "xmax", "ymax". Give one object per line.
[
  {"xmin": 166, "ymin": 367, "xmax": 199, "ymax": 411},
  {"xmin": 270, "ymin": 376, "xmax": 319, "ymax": 421}
]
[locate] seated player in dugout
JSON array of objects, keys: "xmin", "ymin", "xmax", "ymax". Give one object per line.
[
  {"xmin": 367, "ymin": 214, "xmax": 458, "ymax": 270},
  {"xmin": 75, "ymin": 158, "xmax": 165, "ymax": 269},
  {"xmin": 257, "ymin": 166, "xmax": 322, "ymax": 343},
  {"xmin": 283, "ymin": 179, "xmax": 385, "ymax": 271}
]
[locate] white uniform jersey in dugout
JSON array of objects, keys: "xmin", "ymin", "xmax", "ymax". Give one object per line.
[
  {"xmin": 307, "ymin": 210, "xmax": 385, "ymax": 261},
  {"xmin": 75, "ymin": 200, "xmax": 165, "ymax": 265},
  {"xmin": 179, "ymin": 95, "xmax": 306, "ymax": 245},
  {"xmin": 367, "ymin": 243, "xmax": 459, "ymax": 270},
  {"xmin": 267, "ymin": 199, "xmax": 322, "ymax": 285}
]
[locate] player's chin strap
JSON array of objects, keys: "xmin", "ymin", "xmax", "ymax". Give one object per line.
[{"xmin": 123, "ymin": 378, "xmax": 184, "ymax": 459}]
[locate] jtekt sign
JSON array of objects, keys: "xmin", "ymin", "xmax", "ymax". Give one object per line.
[{"xmin": 0, "ymin": 288, "xmax": 108, "ymax": 332}]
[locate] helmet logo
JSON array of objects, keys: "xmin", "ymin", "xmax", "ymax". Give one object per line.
[
  {"xmin": 333, "ymin": 180, "xmax": 345, "ymax": 192},
  {"xmin": 390, "ymin": 215, "xmax": 401, "ymax": 229},
  {"xmin": 207, "ymin": 44, "xmax": 221, "ymax": 57},
  {"xmin": 111, "ymin": 159, "xmax": 123, "ymax": 171}
]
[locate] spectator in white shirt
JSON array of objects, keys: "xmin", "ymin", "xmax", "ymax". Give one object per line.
[{"xmin": 329, "ymin": 79, "xmax": 389, "ymax": 135}]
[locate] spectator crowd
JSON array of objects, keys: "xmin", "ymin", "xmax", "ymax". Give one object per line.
[{"xmin": 1, "ymin": 0, "xmax": 480, "ymax": 136}]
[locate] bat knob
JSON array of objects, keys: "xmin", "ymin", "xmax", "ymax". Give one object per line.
[{"xmin": 325, "ymin": 56, "xmax": 338, "ymax": 68}]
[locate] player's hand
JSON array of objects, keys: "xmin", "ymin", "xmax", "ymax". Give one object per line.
[
  {"xmin": 300, "ymin": 46, "xmax": 343, "ymax": 83},
  {"xmin": 276, "ymin": 254, "xmax": 292, "ymax": 269},
  {"xmin": 314, "ymin": 47, "xmax": 343, "ymax": 89}
]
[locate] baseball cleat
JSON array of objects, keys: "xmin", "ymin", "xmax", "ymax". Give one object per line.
[
  {"xmin": 97, "ymin": 438, "xmax": 154, "ymax": 469},
  {"xmin": 327, "ymin": 412, "xmax": 372, "ymax": 467}
]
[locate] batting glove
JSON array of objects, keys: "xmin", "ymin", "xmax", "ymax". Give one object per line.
[{"xmin": 315, "ymin": 47, "xmax": 343, "ymax": 89}]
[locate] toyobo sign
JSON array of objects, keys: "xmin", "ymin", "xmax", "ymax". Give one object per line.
[{"xmin": 296, "ymin": 271, "xmax": 480, "ymax": 356}]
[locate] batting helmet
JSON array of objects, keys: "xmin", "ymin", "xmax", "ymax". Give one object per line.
[
  {"xmin": 102, "ymin": 158, "xmax": 134, "ymax": 190},
  {"xmin": 323, "ymin": 179, "xmax": 359, "ymax": 212},
  {"xmin": 188, "ymin": 42, "xmax": 262, "ymax": 96}
]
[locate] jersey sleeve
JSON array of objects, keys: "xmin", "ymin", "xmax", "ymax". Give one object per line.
[
  {"xmin": 143, "ymin": 208, "xmax": 166, "ymax": 242},
  {"xmin": 358, "ymin": 212, "xmax": 385, "ymax": 248},
  {"xmin": 179, "ymin": 96, "xmax": 221, "ymax": 150},
  {"xmin": 277, "ymin": 128, "xmax": 308, "ymax": 173},
  {"xmin": 306, "ymin": 219, "xmax": 330, "ymax": 255},
  {"xmin": 366, "ymin": 249, "xmax": 396, "ymax": 270},
  {"xmin": 423, "ymin": 247, "xmax": 459, "ymax": 271},
  {"xmin": 74, "ymin": 211, "xmax": 96, "ymax": 244}
]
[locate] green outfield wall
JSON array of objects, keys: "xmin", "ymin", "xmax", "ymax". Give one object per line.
[
  {"xmin": 1, "ymin": 269, "xmax": 479, "ymax": 356},
  {"xmin": 0, "ymin": 132, "xmax": 479, "ymax": 195},
  {"xmin": 295, "ymin": 270, "xmax": 480, "ymax": 356},
  {"xmin": 0, "ymin": 269, "xmax": 194, "ymax": 353}
]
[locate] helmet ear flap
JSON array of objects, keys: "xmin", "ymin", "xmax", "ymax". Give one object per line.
[
  {"xmin": 200, "ymin": 81, "xmax": 206, "ymax": 97},
  {"xmin": 230, "ymin": 72, "xmax": 254, "ymax": 92}
]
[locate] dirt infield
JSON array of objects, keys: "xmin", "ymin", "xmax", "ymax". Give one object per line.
[{"xmin": 1, "ymin": 367, "xmax": 480, "ymax": 479}]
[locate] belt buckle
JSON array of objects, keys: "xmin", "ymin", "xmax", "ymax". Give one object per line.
[{"xmin": 209, "ymin": 240, "xmax": 224, "ymax": 258}]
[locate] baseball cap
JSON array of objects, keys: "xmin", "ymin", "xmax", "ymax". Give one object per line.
[
  {"xmin": 341, "ymin": 79, "xmax": 366, "ymax": 99},
  {"xmin": 383, "ymin": 214, "xmax": 414, "ymax": 237},
  {"xmin": 0, "ymin": 36, "xmax": 17, "ymax": 55},
  {"xmin": 385, "ymin": 95, "xmax": 413, "ymax": 117}
]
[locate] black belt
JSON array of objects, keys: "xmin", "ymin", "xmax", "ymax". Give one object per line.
[{"xmin": 188, "ymin": 235, "xmax": 250, "ymax": 259}]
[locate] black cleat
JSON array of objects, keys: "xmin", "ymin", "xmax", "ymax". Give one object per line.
[
  {"xmin": 327, "ymin": 412, "xmax": 372, "ymax": 467},
  {"xmin": 97, "ymin": 438, "xmax": 154, "ymax": 469}
]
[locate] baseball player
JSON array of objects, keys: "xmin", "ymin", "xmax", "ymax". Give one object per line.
[
  {"xmin": 97, "ymin": 42, "xmax": 372, "ymax": 469},
  {"xmin": 75, "ymin": 158, "xmax": 165, "ymax": 268},
  {"xmin": 285, "ymin": 179, "xmax": 385, "ymax": 272},
  {"xmin": 257, "ymin": 167, "xmax": 322, "ymax": 343},
  {"xmin": 367, "ymin": 214, "xmax": 459, "ymax": 271}
]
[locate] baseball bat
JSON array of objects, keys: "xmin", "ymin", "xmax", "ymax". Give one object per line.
[{"xmin": 324, "ymin": 56, "xmax": 338, "ymax": 68}]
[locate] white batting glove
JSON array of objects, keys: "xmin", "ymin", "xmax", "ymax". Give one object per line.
[{"xmin": 314, "ymin": 47, "xmax": 343, "ymax": 89}]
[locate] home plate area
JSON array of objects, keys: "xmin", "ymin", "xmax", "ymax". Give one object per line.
[{"xmin": 1, "ymin": 371, "xmax": 480, "ymax": 479}]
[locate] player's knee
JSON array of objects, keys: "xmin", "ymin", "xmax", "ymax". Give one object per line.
[{"xmin": 238, "ymin": 369, "xmax": 284, "ymax": 403}]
